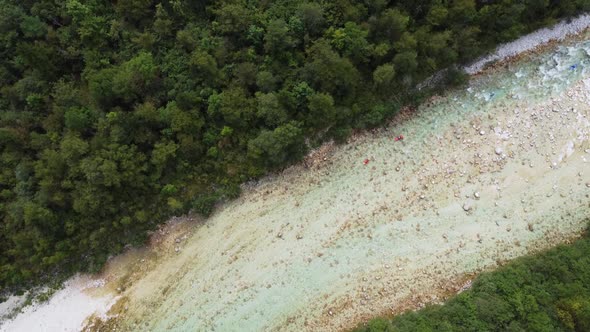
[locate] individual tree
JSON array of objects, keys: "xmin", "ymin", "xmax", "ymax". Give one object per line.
[
  {"xmin": 234, "ymin": 62, "xmax": 257, "ymax": 88},
  {"xmin": 208, "ymin": 88, "xmax": 255, "ymax": 128},
  {"xmin": 212, "ymin": 3, "xmax": 254, "ymax": 38},
  {"xmin": 302, "ymin": 39, "xmax": 360, "ymax": 98},
  {"xmin": 247, "ymin": 121, "xmax": 304, "ymax": 167},
  {"xmin": 296, "ymin": 2, "xmax": 325, "ymax": 37},
  {"xmin": 190, "ymin": 50, "xmax": 219, "ymax": 82},
  {"xmin": 264, "ymin": 19, "xmax": 294, "ymax": 55},
  {"xmin": 393, "ymin": 51, "xmax": 418, "ymax": 77},
  {"xmin": 371, "ymin": 8, "xmax": 409, "ymax": 42},
  {"xmin": 306, "ymin": 92, "xmax": 335, "ymax": 129},
  {"xmin": 115, "ymin": 0, "xmax": 154, "ymax": 25},
  {"xmin": 256, "ymin": 70, "xmax": 279, "ymax": 92},
  {"xmin": 256, "ymin": 92, "xmax": 288, "ymax": 127},
  {"xmin": 327, "ymin": 22, "xmax": 372, "ymax": 64},
  {"xmin": 64, "ymin": 107, "xmax": 95, "ymax": 134},
  {"xmin": 112, "ymin": 51, "xmax": 159, "ymax": 103},
  {"xmin": 373, "ymin": 64, "xmax": 396, "ymax": 95},
  {"xmin": 426, "ymin": 3, "xmax": 449, "ymax": 27}
]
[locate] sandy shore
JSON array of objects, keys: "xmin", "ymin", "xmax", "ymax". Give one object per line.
[
  {"xmin": 2, "ymin": 17, "xmax": 590, "ymax": 332},
  {"xmin": 0, "ymin": 276, "xmax": 117, "ymax": 332}
]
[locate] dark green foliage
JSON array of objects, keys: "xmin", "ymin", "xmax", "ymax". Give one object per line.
[
  {"xmin": 359, "ymin": 103, "xmax": 400, "ymax": 129},
  {"xmin": 354, "ymin": 226, "xmax": 590, "ymax": 332},
  {"xmin": 0, "ymin": 0, "xmax": 587, "ymax": 291},
  {"xmin": 191, "ymin": 194, "xmax": 219, "ymax": 218},
  {"xmin": 248, "ymin": 122, "xmax": 305, "ymax": 167},
  {"xmin": 444, "ymin": 67, "xmax": 470, "ymax": 87}
]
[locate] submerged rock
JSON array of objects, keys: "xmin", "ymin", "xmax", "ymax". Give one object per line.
[{"xmin": 463, "ymin": 203, "xmax": 472, "ymax": 212}]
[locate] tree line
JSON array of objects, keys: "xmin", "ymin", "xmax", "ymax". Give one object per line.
[
  {"xmin": 1, "ymin": 0, "xmax": 589, "ymax": 291},
  {"xmin": 355, "ymin": 225, "xmax": 590, "ymax": 332}
]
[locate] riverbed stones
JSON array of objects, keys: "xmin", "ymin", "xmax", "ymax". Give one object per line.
[
  {"xmin": 495, "ymin": 147, "xmax": 503, "ymax": 155},
  {"xmin": 462, "ymin": 203, "xmax": 472, "ymax": 212}
]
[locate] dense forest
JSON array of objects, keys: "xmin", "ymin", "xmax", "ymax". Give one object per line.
[
  {"xmin": 1, "ymin": 0, "xmax": 589, "ymax": 291},
  {"xmin": 354, "ymin": 226, "xmax": 590, "ymax": 332}
]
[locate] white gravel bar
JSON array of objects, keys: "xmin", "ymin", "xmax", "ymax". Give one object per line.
[{"xmin": 466, "ymin": 14, "xmax": 590, "ymax": 74}]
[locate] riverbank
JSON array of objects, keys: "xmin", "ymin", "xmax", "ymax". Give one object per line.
[
  {"xmin": 354, "ymin": 227, "xmax": 590, "ymax": 331},
  {"xmin": 465, "ymin": 14, "xmax": 590, "ymax": 74}
]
